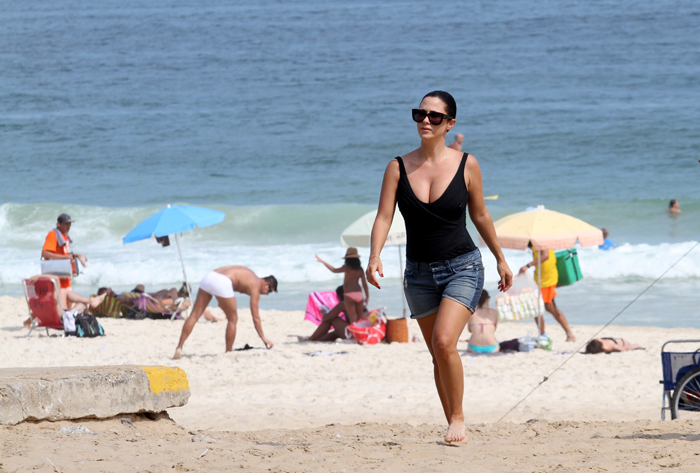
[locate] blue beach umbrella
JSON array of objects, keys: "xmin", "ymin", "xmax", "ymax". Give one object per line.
[{"xmin": 123, "ymin": 205, "xmax": 225, "ymax": 292}]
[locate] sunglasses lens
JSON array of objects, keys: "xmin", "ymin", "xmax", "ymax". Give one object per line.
[
  {"xmin": 427, "ymin": 112, "xmax": 444, "ymax": 125},
  {"xmin": 412, "ymin": 109, "xmax": 427, "ymax": 123}
]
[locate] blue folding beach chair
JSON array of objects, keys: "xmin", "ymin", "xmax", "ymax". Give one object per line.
[{"xmin": 660, "ymin": 340, "xmax": 700, "ymax": 420}]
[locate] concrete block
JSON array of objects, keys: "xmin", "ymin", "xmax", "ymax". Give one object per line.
[{"xmin": 0, "ymin": 365, "xmax": 190, "ymax": 425}]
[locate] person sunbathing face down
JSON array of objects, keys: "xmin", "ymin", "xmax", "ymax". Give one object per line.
[{"xmin": 585, "ymin": 337, "xmax": 639, "ymax": 354}]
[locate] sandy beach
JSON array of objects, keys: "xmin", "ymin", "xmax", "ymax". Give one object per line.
[{"xmin": 2, "ymin": 295, "xmax": 700, "ymax": 471}]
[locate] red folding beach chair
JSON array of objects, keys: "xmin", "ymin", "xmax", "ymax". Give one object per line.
[{"xmin": 23, "ymin": 277, "xmax": 65, "ymax": 337}]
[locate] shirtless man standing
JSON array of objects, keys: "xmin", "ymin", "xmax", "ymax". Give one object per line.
[
  {"xmin": 173, "ymin": 266, "xmax": 277, "ymax": 359},
  {"xmin": 447, "ymin": 133, "xmax": 464, "ymax": 151}
]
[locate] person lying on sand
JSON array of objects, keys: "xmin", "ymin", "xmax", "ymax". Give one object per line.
[
  {"xmin": 97, "ymin": 286, "xmax": 221, "ymax": 321},
  {"xmin": 466, "ymin": 290, "xmax": 500, "ymax": 354},
  {"xmin": 129, "ymin": 284, "xmax": 190, "ymax": 300},
  {"xmin": 23, "ymin": 274, "xmax": 107, "ymax": 327},
  {"xmin": 298, "ymin": 286, "xmax": 366, "ymax": 342},
  {"xmin": 585, "ymin": 337, "xmax": 641, "ymax": 354},
  {"xmin": 173, "ymin": 266, "xmax": 277, "ymax": 359}
]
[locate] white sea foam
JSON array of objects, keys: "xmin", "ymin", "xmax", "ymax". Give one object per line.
[
  {"xmin": 2, "ymin": 202, "xmax": 698, "ymax": 295},
  {"xmin": 3, "ymin": 236, "xmax": 698, "ymax": 289}
]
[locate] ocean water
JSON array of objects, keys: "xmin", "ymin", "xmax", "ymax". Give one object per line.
[{"xmin": 1, "ymin": 0, "xmax": 698, "ymax": 328}]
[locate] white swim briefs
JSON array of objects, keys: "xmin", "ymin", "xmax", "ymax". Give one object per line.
[{"xmin": 198, "ymin": 271, "xmax": 235, "ymax": 299}]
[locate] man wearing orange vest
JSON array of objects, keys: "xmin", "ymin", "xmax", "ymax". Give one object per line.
[{"xmin": 41, "ymin": 214, "xmax": 88, "ymax": 291}]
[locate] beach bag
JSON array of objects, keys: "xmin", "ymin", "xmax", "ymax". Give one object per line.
[
  {"xmin": 62, "ymin": 310, "xmax": 77, "ymax": 335},
  {"xmin": 75, "ymin": 313, "xmax": 105, "ymax": 338},
  {"xmin": 345, "ymin": 309, "xmax": 386, "ymax": 345},
  {"xmin": 555, "ymin": 249, "xmax": 583, "ymax": 287},
  {"xmin": 495, "ymin": 274, "xmax": 544, "ymax": 321},
  {"xmin": 40, "ymin": 259, "xmax": 74, "ymax": 278}
]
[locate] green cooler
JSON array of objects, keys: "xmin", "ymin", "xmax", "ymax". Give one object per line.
[{"xmin": 555, "ymin": 249, "xmax": 582, "ymax": 287}]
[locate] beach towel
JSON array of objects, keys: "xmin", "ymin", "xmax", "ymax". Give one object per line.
[
  {"xmin": 495, "ymin": 274, "xmax": 545, "ymax": 321},
  {"xmin": 304, "ymin": 291, "xmax": 346, "ymax": 325},
  {"xmin": 119, "ymin": 292, "xmax": 185, "ymax": 320},
  {"xmin": 92, "ymin": 295, "xmax": 126, "ymax": 318}
]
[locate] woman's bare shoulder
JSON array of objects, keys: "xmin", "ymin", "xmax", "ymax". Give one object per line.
[
  {"xmin": 486, "ymin": 308, "xmax": 499, "ymax": 322},
  {"xmin": 464, "ymin": 153, "xmax": 480, "ymax": 168},
  {"xmin": 386, "ymin": 157, "xmax": 400, "ymax": 169},
  {"xmin": 383, "ymin": 159, "xmax": 401, "ymax": 183},
  {"xmin": 399, "ymin": 148, "xmax": 422, "ymax": 162},
  {"xmin": 445, "ymin": 147, "xmax": 464, "ymax": 160}
]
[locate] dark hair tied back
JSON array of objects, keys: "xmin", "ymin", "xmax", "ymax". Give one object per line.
[
  {"xmin": 422, "ymin": 91, "xmax": 457, "ymax": 119},
  {"xmin": 478, "ymin": 289, "xmax": 490, "ymax": 308},
  {"xmin": 345, "ymin": 257, "xmax": 362, "ymax": 270}
]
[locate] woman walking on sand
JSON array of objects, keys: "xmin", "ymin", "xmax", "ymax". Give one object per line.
[{"xmin": 367, "ymin": 91, "xmax": 512, "ymax": 444}]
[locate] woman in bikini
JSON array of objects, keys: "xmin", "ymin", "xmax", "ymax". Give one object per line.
[
  {"xmin": 467, "ymin": 290, "xmax": 499, "ymax": 354},
  {"xmin": 315, "ymin": 248, "xmax": 368, "ymax": 324},
  {"xmin": 366, "ymin": 91, "xmax": 512, "ymax": 444}
]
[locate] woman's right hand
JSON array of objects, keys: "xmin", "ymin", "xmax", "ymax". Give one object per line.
[
  {"xmin": 366, "ymin": 257, "xmax": 383, "ymax": 289},
  {"xmin": 315, "ymin": 254, "xmax": 323, "ymax": 263}
]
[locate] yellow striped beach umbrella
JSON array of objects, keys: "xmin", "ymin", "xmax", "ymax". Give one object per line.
[
  {"xmin": 493, "ymin": 206, "xmax": 603, "ymax": 251},
  {"xmin": 493, "ymin": 205, "xmax": 603, "ymax": 332}
]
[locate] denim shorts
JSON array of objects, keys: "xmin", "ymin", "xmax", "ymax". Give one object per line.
[{"xmin": 404, "ymin": 249, "xmax": 485, "ymax": 319}]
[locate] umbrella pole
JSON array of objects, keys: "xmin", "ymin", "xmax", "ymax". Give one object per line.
[
  {"xmin": 537, "ymin": 251, "xmax": 542, "ymax": 336},
  {"xmin": 174, "ymin": 233, "xmax": 190, "ymax": 296},
  {"xmin": 398, "ymin": 244, "xmax": 406, "ymax": 318}
]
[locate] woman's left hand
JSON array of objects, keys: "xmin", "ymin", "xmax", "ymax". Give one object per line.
[
  {"xmin": 366, "ymin": 257, "xmax": 383, "ymax": 289},
  {"xmin": 497, "ymin": 260, "xmax": 513, "ymax": 292}
]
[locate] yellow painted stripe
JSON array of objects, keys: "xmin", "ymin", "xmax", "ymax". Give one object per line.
[{"xmin": 140, "ymin": 366, "xmax": 189, "ymax": 394}]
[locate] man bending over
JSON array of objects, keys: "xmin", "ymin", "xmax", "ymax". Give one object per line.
[{"xmin": 173, "ymin": 266, "xmax": 277, "ymax": 359}]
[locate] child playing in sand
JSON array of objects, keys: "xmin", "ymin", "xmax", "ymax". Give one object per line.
[{"xmin": 315, "ymin": 248, "xmax": 369, "ymax": 325}]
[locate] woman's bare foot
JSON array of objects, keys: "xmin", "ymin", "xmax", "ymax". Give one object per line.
[
  {"xmin": 89, "ymin": 293, "xmax": 108, "ymax": 309},
  {"xmin": 173, "ymin": 348, "xmax": 182, "ymax": 360},
  {"xmin": 445, "ymin": 421, "xmax": 467, "ymax": 444},
  {"xmin": 566, "ymin": 333, "xmax": 577, "ymax": 342},
  {"xmin": 23, "ymin": 317, "xmax": 32, "ymax": 329}
]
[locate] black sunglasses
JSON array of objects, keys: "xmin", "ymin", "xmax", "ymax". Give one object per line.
[{"xmin": 412, "ymin": 108, "xmax": 453, "ymax": 125}]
